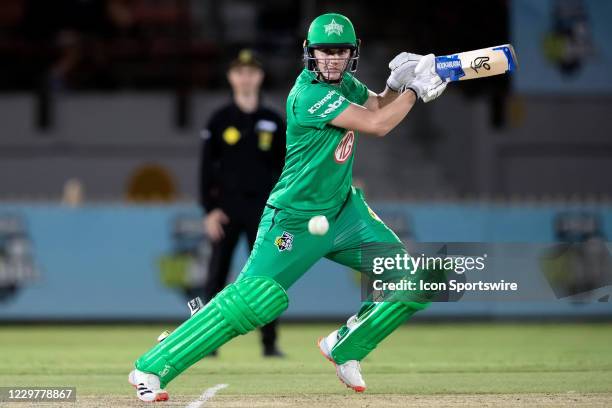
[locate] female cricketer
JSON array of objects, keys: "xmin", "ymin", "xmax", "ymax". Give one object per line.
[{"xmin": 129, "ymin": 12, "xmax": 447, "ymax": 402}]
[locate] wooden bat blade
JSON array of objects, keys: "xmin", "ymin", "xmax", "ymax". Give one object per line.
[{"xmin": 435, "ymin": 44, "xmax": 518, "ymax": 82}]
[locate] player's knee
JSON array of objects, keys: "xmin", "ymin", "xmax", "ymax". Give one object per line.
[
  {"xmin": 401, "ymin": 301, "xmax": 429, "ymax": 312},
  {"xmin": 382, "ymin": 299, "xmax": 430, "ymax": 314},
  {"xmin": 378, "ymin": 300, "xmax": 428, "ymax": 315},
  {"xmin": 215, "ymin": 276, "xmax": 288, "ymax": 334}
]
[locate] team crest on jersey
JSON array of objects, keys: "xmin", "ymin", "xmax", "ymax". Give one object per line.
[
  {"xmin": 335, "ymin": 130, "xmax": 355, "ymax": 163},
  {"xmin": 274, "ymin": 231, "xmax": 294, "ymax": 252}
]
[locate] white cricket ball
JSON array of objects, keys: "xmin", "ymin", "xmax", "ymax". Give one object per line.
[{"xmin": 308, "ymin": 215, "xmax": 329, "ymax": 235}]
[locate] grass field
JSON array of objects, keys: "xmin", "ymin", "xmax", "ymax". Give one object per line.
[{"xmin": 2, "ymin": 323, "xmax": 612, "ymax": 407}]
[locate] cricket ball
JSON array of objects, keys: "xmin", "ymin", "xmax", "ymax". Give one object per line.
[{"xmin": 308, "ymin": 215, "xmax": 329, "ymax": 235}]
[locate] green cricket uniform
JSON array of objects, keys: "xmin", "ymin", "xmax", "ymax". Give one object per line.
[
  {"xmin": 240, "ymin": 68, "xmax": 408, "ymax": 290},
  {"xmin": 237, "ymin": 70, "xmax": 439, "ymax": 364},
  {"xmin": 135, "ymin": 70, "xmax": 435, "ymax": 386},
  {"xmin": 135, "ymin": 13, "xmax": 439, "ymax": 388},
  {"xmin": 267, "ymin": 68, "xmax": 368, "ymax": 213}
]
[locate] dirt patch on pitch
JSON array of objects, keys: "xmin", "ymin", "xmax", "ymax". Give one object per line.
[
  {"xmin": 208, "ymin": 393, "xmax": 612, "ymax": 408},
  {"xmin": 5, "ymin": 393, "xmax": 611, "ymax": 407}
]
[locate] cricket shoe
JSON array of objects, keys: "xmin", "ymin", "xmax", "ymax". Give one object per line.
[
  {"xmin": 318, "ymin": 330, "xmax": 366, "ymax": 392},
  {"xmin": 128, "ymin": 369, "xmax": 169, "ymax": 402}
]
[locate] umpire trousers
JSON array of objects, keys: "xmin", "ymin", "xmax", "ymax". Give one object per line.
[{"xmin": 186, "ymin": 197, "xmax": 278, "ymax": 350}]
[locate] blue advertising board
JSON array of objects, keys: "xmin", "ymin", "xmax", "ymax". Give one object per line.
[
  {"xmin": 0, "ymin": 202, "xmax": 610, "ymax": 320},
  {"xmin": 512, "ymin": 0, "xmax": 612, "ymax": 94}
]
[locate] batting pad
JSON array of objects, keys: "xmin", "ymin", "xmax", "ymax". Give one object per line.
[
  {"xmin": 135, "ymin": 276, "xmax": 288, "ymax": 387},
  {"xmin": 330, "ymin": 301, "xmax": 428, "ymax": 364}
]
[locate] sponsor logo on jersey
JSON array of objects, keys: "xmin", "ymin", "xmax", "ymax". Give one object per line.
[
  {"xmin": 334, "ymin": 130, "xmax": 354, "ymax": 163},
  {"xmin": 274, "ymin": 231, "xmax": 294, "ymax": 251},
  {"xmin": 318, "ymin": 96, "xmax": 346, "ymax": 118},
  {"xmin": 324, "ymin": 19, "xmax": 344, "ymax": 36},
  {"xmin": 308, "ymin": 90, "xmax": 337, "ymax": 114}
]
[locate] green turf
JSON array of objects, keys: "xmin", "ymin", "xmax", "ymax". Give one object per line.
[{"xmin": 1, "ymin": 323, "xmax": 612, "ymax": 396}]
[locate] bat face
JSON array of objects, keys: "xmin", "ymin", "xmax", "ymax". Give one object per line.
[{"xmin": 435, "ymin": 44, "xmax": 518, "ymax": 82}]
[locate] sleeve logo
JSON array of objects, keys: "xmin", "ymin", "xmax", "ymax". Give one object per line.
[{"xmin": 334, "ymin": 130, "xmax": 355, "ymax": 163}]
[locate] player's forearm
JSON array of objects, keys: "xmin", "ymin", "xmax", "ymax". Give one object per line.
[
  {"xmin": 331, "ymin": 90, "xmax": 416, "ymax": 136},
  {"xmin": 370, "ymin": 90, "xmax": 416, "ymax": 137},
  {"xmin": 376, "ymin": 87, "xmax": 401, "ymax": 108},
  {"xmin": 365, "ymin": 87, "xmax": 399, "ymax": 111}
]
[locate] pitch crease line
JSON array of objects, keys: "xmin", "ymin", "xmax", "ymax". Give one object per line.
[{"xmin": 185, "ymin": 383, "xmax": 228, "ymax": 408}]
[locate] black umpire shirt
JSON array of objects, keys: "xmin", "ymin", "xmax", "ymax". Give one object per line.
[{"xmin": 199, "ymin": 101, "xmax": 286, "ymax": 213}]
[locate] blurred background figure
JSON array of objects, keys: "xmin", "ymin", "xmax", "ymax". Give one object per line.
[
  {"xmin": 61, "ymin": 178, "xmax": 85, "ymax": 207},
  {"xmin": 196, "ymin": 49, "xmax": 286, "ymax": 357},
  {"xmin": 126, "ymin": 164, "xmax": 178, "ymax": 202}
]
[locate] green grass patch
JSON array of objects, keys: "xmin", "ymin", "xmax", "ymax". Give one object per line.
[{"xmin": 1, "ymin": 323, "xmax": 611, "ymax": 396}]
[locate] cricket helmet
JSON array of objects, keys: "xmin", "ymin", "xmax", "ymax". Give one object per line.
[{"xmin": 303, "ymin": 13, "xmax": 360, "ymax": 79}]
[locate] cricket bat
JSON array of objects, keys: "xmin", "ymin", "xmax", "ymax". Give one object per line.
[{"xmin": 434, "ymin": 44, "xmax": 518, "ymax": 82}]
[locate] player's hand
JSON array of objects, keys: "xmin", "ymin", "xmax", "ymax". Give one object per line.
[
  {"xmin": 386, "ymin": 52, "xmax": 422, "ymax": 92},
  {"xmin": 406, "ymin": 54, "xmax": 447, "ymax": 103},
  {"xmin": 421, "ymin": 75, "xmax": 447, "ymax": 103},
  {"xmin": 204, "ymin": 209, "xmax": 229, "ymax": 242}
]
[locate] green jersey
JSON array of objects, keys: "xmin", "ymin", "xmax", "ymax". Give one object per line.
[{"xmin": 267, "ymin": 69, "xmax": 369, "ymax": 214}]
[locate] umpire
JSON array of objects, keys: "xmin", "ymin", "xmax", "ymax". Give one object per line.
[{"xmin": 197, "ymin": 49, "xmax": 286, "ymax": 357}]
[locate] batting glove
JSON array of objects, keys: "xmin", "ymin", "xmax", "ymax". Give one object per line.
[
  {"xmin": 406, "ymin": 53, "xmax": 448, "ymax": 103},
  {"xmin": 386, "ymin": 52, "xmax": 423, "ymax": 92}
]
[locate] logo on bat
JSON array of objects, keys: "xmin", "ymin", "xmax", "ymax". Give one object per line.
[
  {"xmin": 470, "ymin": 56, "xmax": 491, "ymax": 74},
  {"xmin": 437, "ymin": 60, "xmax": 461, "ymax": 69}
]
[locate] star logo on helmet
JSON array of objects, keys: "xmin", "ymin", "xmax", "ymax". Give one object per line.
[{"xmin": 324, "ymin": 19, "xmax": 344, "ymax": 36}]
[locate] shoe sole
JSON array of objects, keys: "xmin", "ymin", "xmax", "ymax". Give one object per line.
[
  {"xmin": 317, "ymin": 337, "xmax": 366, "ymax": 393},
  {"xmin": 151, "ymin": 392, "xmax": 169, "ymax": 402}
]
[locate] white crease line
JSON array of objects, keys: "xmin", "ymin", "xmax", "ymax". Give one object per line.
[{"xmin": 185, "ymin": 383, "xmax": 228, "ymax": 408}]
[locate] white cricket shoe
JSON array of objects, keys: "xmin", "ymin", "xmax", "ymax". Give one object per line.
[
  {"xmin": 128, "ymin": 369, "xmax": 169, "ymax": 402},
  {"xmin": 318, "ymin": 330, "xmax": 367, "ymax": 393}
]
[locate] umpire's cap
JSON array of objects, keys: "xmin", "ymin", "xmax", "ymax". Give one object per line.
[{"xmin": 229, "ymin": 49, "xmax": 263, "ymax": 70}]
